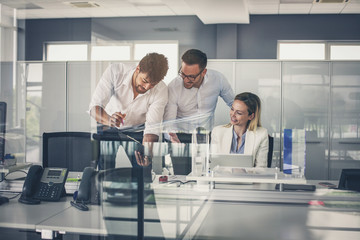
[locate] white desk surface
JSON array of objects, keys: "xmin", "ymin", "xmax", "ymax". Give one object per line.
[
  {"xmin": 187, "ymin": 200, "xmax": 360, "ymax": 240},
  {"xmin": 0, "ymin": 195, "xmax": 70, "ymax": 230},
  {"xmin": 0, "ymin": 178, "xmax": 359, "ymax": 240},
  {"xmin": 36, "ymin": 197, "xmax": 107, "ymax": 236}
]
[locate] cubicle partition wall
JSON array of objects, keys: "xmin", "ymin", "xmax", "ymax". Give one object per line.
[{"xmin": 6, "ymin": 60, "xmax": 359, "ymax": 180}]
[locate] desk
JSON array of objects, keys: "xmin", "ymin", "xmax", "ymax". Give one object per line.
[
  {"xmin": 36, "ymin": 198, "xmax": 107, "ymax": 238},
  {"xmin": 185, "ymin": 188, "xmax": 360, "ymax": 240},
  {"xmin": 0, "ymin": 179, "xmax": 359, "ymax": 240}
]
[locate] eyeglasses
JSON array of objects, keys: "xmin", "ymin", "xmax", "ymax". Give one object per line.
[{"xmin": 178, "ymin": 67, "xmax": 204, "ymax": 81}]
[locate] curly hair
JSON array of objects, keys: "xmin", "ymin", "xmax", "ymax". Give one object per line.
[{"xmin": 138, "ymin": 53, "xmax": 169, "ymax": 84}]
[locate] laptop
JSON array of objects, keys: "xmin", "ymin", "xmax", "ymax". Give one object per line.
[{"xmin": 210, "ymin": 154, "xmax": 253, "ymax": 169}]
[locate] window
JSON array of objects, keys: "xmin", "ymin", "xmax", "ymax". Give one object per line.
[
  {"xmin": 278, "ymin": 41, "xmax": 360, "ymax": 60},
  {"xmin": 46, "ymin": 44, "xmax": 88, "ymax": 61},
  {"xmin": 45, "ymin": 41, "xmax": 179, "ymax": 84},
  {"xmin": 330, "ymin": 45, "xmax": 360, "ymax": 60},
  {"xmin": 134, "ymin": 42, "xmax": 178, "ymax": 84},
  {"xmin": 278, "ymin": 43, "xmax": 325, "ymax": 60},
  {"xmin": 91, "ymin": 45, "xmax": 131, "ymax": 61}
]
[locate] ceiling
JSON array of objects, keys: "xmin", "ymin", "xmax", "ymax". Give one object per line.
[{"xmin": 0, "ymin": 0, "xmax": 360, "ymax": 23}]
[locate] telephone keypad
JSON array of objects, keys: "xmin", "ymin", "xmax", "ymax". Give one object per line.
[{"xmin": 37, "ymin": 183, "xmax": 62, "ymax": 200}]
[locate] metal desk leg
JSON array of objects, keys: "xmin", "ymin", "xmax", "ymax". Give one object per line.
[{"xmin": 279, "ymin": 183, "xmax": 284, "ymax": 192}]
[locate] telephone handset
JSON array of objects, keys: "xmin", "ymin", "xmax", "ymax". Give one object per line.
[
  {"xmin": 71, "ymin": 167, "xmax": 100, "ymax": 211},
  {"xmin": 76, "ymin": 167, "xmax": 99, "ymax": 204},
  {"xmin": 19, "ymin": 165, "xmax": 68, "ymax": 205}
]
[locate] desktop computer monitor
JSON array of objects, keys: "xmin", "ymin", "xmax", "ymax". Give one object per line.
[{"xmin": 0, "ymin": 102, "xmax": 6, "ymax": 164}]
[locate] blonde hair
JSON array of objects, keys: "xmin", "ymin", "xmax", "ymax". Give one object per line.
[{"xmin": 234, "ymin": 92, "xmax": 262, "ymax": 131}]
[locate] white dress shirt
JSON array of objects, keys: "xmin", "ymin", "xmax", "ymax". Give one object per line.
[
  {"xmin": 89, "ymin": 63, "xmax": 168, "ymax": 136},
  {"xmin": 164, "ymin": 69, "xmax": 234, "ymax": 132}
]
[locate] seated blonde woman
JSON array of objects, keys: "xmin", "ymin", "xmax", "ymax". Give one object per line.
[{"xmin": 211, "ymin": 92, "xmax": 268, "ymax": 167}]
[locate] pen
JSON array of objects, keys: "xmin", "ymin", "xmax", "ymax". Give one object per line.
[{"xmin": 118, "ymin": 132, "xmax": 141, "ymax": 145}]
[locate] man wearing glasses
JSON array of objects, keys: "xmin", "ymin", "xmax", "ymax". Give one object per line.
[
  {"xmin": 89, "ymin": 52, "xmax": 169, "ymax": 143},
  {"xmin": 164, "ymin": 49, "xmax": 234, "ymax": 142}
]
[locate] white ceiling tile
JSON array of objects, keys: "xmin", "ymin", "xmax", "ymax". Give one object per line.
[
  {"xmin": 184, "ymin": 0, "xmax": 249, "ymax": 24},
  {"xmin": 162, "ymin": 0, "xmax": 194, "ymax": 15},
  {"xmin": 107, "ymin": 7, "xmax": 146, "ymax": 16},
  {"xmin": 136, "ymin": 5, "xmax": 175, "ymax": 16},
  {"xmin": 248, "ymin": 3, "xmax": 279, "ymax": 14},
  {"xmin": 279, "ymin": 0, "xmax": 313, "ymax": 3},
  {"xmin": 341, "ymin": 3, "xmax": 360, "ymax": 13},
  {"xmin": 279, "ymin": 3, "xmax": 311, "ymax": 13},
  {"xmin": 22, "ymin": 9, "xmax": 64, "ymax": 18},
  {"xmin": 89, "ymin": 0, "xmax": 133, "ymax": 8},
  {"xmin": 55, "ymin": 9, "xmax": 90, "ymax": 18},
  {"xmin": 311, "ymin": 3, "xmax": 345, "ymax": 13},
  {"xmin": 1, "ymin": 0, "xmax": 359, "ymax": 20},
  {"xmin": 249, "ymin": 0, "xmax": 280, "ymax": 3},
  {"xmin": 34, "ymin": 2, "xmax": 70, "ymax": 9}
]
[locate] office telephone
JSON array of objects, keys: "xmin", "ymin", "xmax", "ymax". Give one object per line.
[
  {"xmin": 19, "ymin": 165, "xmax": 68, "ymax": 205},
  {"xmin": 70, "ymin": 167, "xmax": 100, "ymax": 211},
  {"xmin": 76, "ymin": 167, "xmax": 100, "ymax": 205}
]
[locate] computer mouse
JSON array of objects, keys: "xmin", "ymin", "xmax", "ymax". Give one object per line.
[{"xmin": 0, "ymin": 196, "xmax": 9, "ymax": 205}]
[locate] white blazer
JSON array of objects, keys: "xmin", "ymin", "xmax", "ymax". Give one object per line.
[{"xmin": 211, "ymin": 124, "xmax": 269, "ymax": 167}]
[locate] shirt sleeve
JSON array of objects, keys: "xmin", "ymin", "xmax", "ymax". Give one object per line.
[
  {"xmin": 254, "ymin": 128, "xmax": 269, "ymax": 168},
  {"xmin": 144, "ymin": 82, "xmax": 169, "ymax": 136},
  {"xmin": 218, "ymin": 72, "xmax": 235, "ymax": 108},
  {"xmin": 211, "ymin": 126, "xmax": 221, "ymax": 154},
  {"xmin": 88, "ymin": 64, "xmax": 117, "ymax": 113},
  {"xmin": 163, "ymin": 79, "xmax": 179, "ymax": 121}
]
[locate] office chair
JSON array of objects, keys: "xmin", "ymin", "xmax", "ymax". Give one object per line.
[
  {"xmin": 93, "ymin": 129, "xmax": 145, "ymax": 170},
  {"xmin": 267, "ymin": 135, "xmax": 274, "ymax": 168},
  {"xmin": 42, "ymin": 132, "xmax": 99, "ymax": 172},
  {"xmin": 338, "ymin": 169, "xmax": 360, "ymax": 192}
]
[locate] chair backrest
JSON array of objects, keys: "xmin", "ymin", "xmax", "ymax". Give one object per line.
[
  {"xmin": 43, "ymin": 132, "xmax": 99, "ymax": 171},
  {"xmin": 338, "ymin": 169, "xmax": 360, "ymax": 192},
  {"xmin": 267, "ymin": 135, "xmax": 274, "ymax": 168}
]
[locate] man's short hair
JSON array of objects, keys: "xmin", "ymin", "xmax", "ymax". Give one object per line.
[
  {"xmin": 181, "ymin": 49, "xmax": 207, "ymax": 70},
  {"xmin": 139, "ymin": 53, "xmax": 169, "ymax": 84}
]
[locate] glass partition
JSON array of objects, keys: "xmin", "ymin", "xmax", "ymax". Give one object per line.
[
  {"xmin": 330, "ymin": 62, "xmax": 360, "ymax": 179},
  {"xmin": 282, "ymin": 62, "xmax": 330, "ymax": 180},
  {"xmin": 3, "ymin": 60, "xmax": 358, "ymax": 179}
]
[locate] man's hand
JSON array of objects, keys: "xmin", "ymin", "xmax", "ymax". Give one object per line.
[
  {"xmin": 109, "ymin": 112, "xmax": 126, "ymax": 127},
  {"xmin": 134, "ymin": 150, "xmax": 151, "ymax": 167},
  {"xmin": 169, "ymin": 132, "xmax": 180, "ymax": 143},
  {"xmin": 142, "ymin": 134, "xmax": 159, "ymax": 143},
  {"xmin": 90, "ymin": 106, "xmax": 126, "ymax": 128}
]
